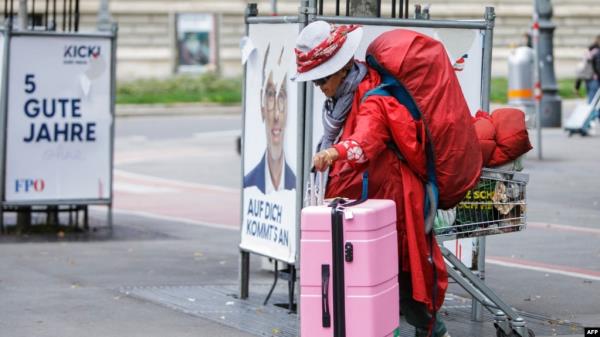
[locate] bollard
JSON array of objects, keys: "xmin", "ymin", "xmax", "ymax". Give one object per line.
[{"xmin": 508, "ymin": 46, "xmax": 536, "ymax": 128}]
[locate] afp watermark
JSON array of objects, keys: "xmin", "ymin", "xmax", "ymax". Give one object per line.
[{"xmin": 586, "ymin": 328, "xmax": 600, "ymax": 336}]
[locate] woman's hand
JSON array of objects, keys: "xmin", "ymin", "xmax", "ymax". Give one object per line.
[{"xmin": 313, "ymin": 148, "xmax": 339, "ymax": 172}]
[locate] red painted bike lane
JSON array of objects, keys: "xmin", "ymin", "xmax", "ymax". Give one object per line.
[{"xmin": 113, "ymin": 170, "xmax": 241, "ymax": 229}]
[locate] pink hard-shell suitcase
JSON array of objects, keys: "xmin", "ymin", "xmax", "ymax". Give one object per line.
[{"xmin": 300, "ymin": 197, "xmax": 400, "ymax": 337}]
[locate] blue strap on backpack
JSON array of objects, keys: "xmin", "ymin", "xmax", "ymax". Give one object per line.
[{"xmin": 363, "ymin": 55, "xmax": 438, "ymax": 231}]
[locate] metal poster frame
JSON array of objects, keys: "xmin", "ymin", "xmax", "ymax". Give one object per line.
[
  {"xmin": 0, "ymin": 23, "xmax": 10, "ymax": 234},
  {"xmin": 0, "ymin": 23, "xmax": 117, "ymax": 230},
  {"xmin": 239, "ymin": 6, "xmax": 304, "ymax": 303},
  {"xmin": 240, "ymin": 1, "xmax": 503, "ymax": 329}
]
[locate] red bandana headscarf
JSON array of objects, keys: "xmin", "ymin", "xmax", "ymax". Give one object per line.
[{"xmin": 295, "ymin": 24, "xmax": 360, "ymax": 74}]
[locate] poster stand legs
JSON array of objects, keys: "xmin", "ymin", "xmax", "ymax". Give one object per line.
[
  {"xmin": 286, "ymin": 265, "xmax": 297, "ymax": 313},
  {"xmin": 47, "ymin": 205, "xmax": 59, "ymax": 226},
  {"xmin": 107, "ymin": 204, "xmax": 113, "ymax": 232},
  {"xmin": 263, "ymin": 262, "xmax": 297, "ymax": 314},
  {"xmin": 16, "ymin": 206, "xmax": 31, "ymax": 230},
  {"xmin": 263, "ymin": 260, "xmax": 279, "ymax": 305},
  {"xmin": 239, "ymin": 249, "xmax": 296, "ymax": 312},
  {"xmin": 83, "ymin": 205, "xmax": 89, "ymax": 230},
  {"xmin": 240, "ymin": 250, "xmax": 250, "ymax": 299}
]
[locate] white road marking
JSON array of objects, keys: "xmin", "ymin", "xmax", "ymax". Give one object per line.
[
  {"xmin": 110, "ymin": 208, "xmax": 239, "ymax": 232},
  {"xmin": 528, "ymin": 222, "xmax": 600, "ymax": 235},
  {"xmin": 192, "ymin": 130, "xmax": 241, "ymax": 139},
  {"xmin": 113, "ymin": 182, "xmax": 180, "ymax": 194},
  {"xmin": 114, "ymin": 169, "xmax": 239, "ymax": 194},
  {"xmin": 114, "ymin": 147, "xmax": 209, "ymax": 165},
  {"xmin": 115, "ymin": 135, "xmax": 148, "ymax": 143},
  {"xmin": 487, "ymin": 256, "xmax": 600, "ymax": 282}
]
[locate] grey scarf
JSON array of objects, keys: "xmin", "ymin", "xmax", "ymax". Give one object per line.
[
  {"xmin": 317, "ymin": 61, "xmax": 368, "ymax": 152},
  {"xmin": 312, "ymin": 62, "xmax": 367, "ymax": 203}
]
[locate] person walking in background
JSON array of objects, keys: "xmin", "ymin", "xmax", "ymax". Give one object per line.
[
  {"xmin": 519, "ymin": 31, "xmax": 533, "ymax": 48},
  {"xmin": 574, "ymin": 35, "xmax": 600, "ymax": 111}
]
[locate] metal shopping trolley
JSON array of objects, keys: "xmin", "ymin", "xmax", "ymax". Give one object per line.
[{"xmin": 435, "ymin": 168, "xmax": 534, "ymax": 337}]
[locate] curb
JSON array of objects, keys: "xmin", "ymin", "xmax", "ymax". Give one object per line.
[{"xmin": 116, "ymin": 103, "xmax": 242, "ymax": 117}]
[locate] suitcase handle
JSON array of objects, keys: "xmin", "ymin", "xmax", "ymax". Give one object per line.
[
  {"xmin": 307, "ymin": 166, "xmax": 326, "ymax": 206},
  {"xmin": 321, "ymin": 264, "xmax": 331, "ymax": 328},
  {"xmin": 340, "ymin": 171, "xmax": 369, "ymax": 207}
]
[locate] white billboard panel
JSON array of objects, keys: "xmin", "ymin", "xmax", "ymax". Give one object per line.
[
  {"xmin": 5, "ymin": 35, "xmax": 112, "ymax": 202},
  {"xmin": 240, "ymin": 24, "xmax": 299, "ymax": 264}
]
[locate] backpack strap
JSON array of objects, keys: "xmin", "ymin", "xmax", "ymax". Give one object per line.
[
  {"xmin": 363, "ymin": 55, "xmax": 422, "ymax": 121},
  {"xmin": 364, "ymin": 55, "xmax": 439, "ymax": 222}
]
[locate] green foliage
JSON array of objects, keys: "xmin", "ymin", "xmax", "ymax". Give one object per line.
[
  {"xmin": 491, "ymin": 77, "xmax": 578, "ymax": 104},
  {"xmin": 117, "ymin": 73, "xmax": 242, "ymax": 104},
  {"xmin": 491, "ymin": 78, "xmax": 508, "ymax": 104},
  {"xmin": 557, "ymin": 78, "xmax": 579, "ymax": 100},
  {"xmin": 117, "ymin": 74, "xmax": 580, "ymax": 106}
]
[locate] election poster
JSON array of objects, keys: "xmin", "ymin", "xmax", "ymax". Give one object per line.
[
  {"xmin": 4, "ymin": 35, "xmax": 112, "ymax": 202},
  {"xmin": 240, "ymin": 24, "xmax": 299, "ymax": 264}
]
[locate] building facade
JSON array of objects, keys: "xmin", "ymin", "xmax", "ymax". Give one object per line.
[{"xmin": 77, "ymin": 0, "xmax": 600, "ymax": 80}]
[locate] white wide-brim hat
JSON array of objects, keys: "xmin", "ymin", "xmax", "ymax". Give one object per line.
[{"xmin": 291, "ymin": 21, "xmax": 363, "ymax": 82}]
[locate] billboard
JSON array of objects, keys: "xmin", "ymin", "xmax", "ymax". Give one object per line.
[
  {"xmin": 5, "ymin": 35, "xmax": 112, "ymax": 202},
  {"xmin": 240, "ymin": 24, "xmax": 299, "ymax": 264}
]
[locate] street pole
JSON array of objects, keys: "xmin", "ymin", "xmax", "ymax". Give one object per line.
[
  {"xmin": 271, "ymin": 0, "xmax": 277, "ymax": 15},
  {"xmin": 97, "ymin": 0, "xmax": 112, "ymax": 31},
  {"xmin": 533, "ymin": 14, "xmax": 543, "ymax": 159},
  {"xmin": 534, "ymin": 0, "xmax": 561, "ymax": 127},
  {"xmin": 18, "ymin": 0, "xmax": 27, "ymax": 30}
]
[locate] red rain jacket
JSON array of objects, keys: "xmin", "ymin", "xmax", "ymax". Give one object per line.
[{"xmin": 325, "ymin": 66, "xmax": 448, "ymax": 312}]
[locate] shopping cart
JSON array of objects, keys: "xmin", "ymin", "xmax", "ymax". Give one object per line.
[{"xmin": 435, "ymin": 168, "xmax": 534, "ymax": 337}]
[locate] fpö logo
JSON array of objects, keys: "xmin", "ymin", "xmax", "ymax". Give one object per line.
[
  {"xmin": 15, "ymin": 179, "xmax": 46, "ymax": 193},
  {"xmin": 63, "ymin": 45, "xmax": 101, "ymax": 64}
]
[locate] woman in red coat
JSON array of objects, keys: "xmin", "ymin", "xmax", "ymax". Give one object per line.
[{"xmin": 292, "ymin": 21, "xmax": 450, "ymax": 337}]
